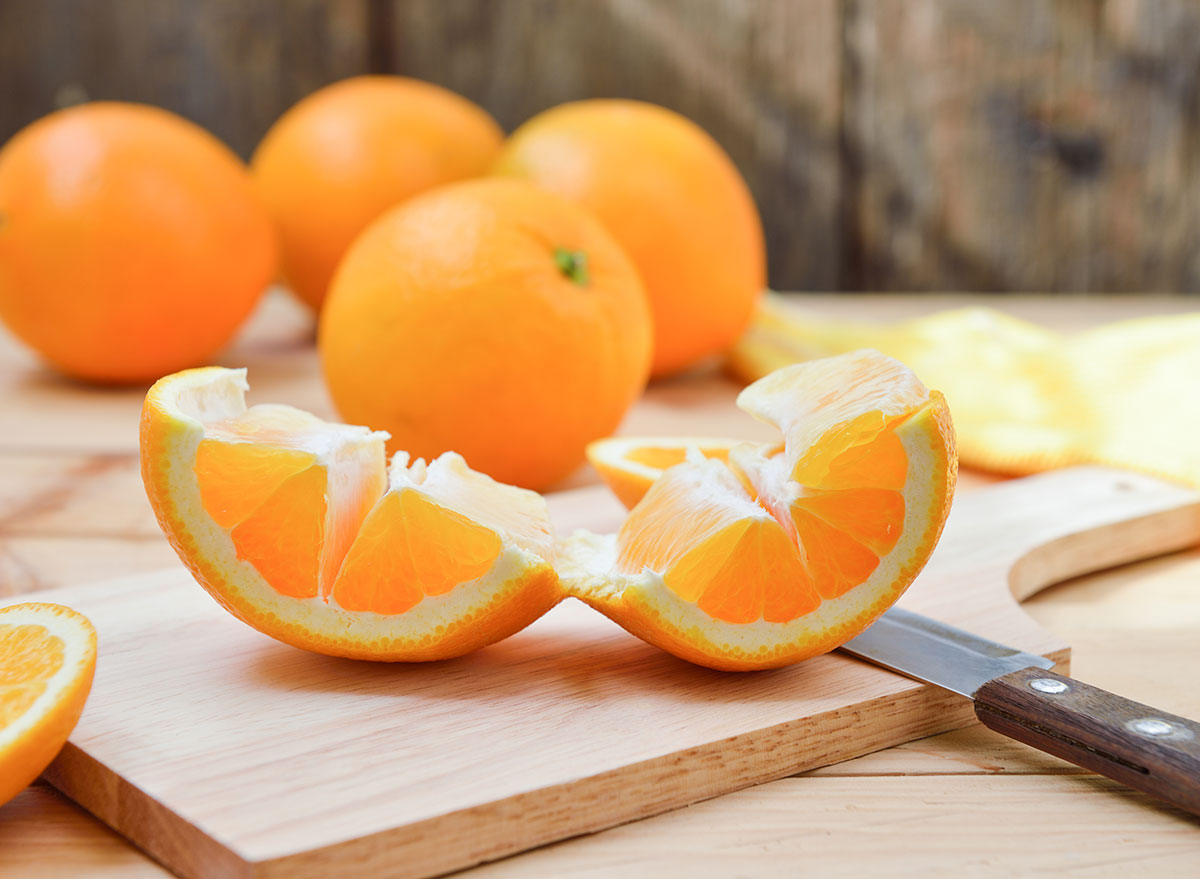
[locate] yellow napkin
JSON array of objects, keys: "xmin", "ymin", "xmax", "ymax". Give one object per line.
[{"xmin": 729, "ymin": 295, "xmax": 1200, "ymax": 487}]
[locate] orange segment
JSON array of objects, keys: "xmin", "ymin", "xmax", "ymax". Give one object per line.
[
  {"xmin": 821, "ymin": 426, "xmax": 908, "ymax": 492},
  {"xmin": 196, "ymin": 440, "xmax": 317, "ymax": 529},
  {"xmin": 409, "ymin": 452, "xmax": 554, "ymax": 561},
  {"xmin": 687, "ymin": 520, "xmax": 816, "ymax": 624},
  {"xmin": 791, "ymin": 488, "xmax": 905, "ymax": 557},
  {"xmin": 230, "ymin": 465, "xmax": 327, "ymax": 599},
  {"xmin": 616, "ymin": 457, "xmax": 817, "ymax": 624},
  {"xmin": 789, "ymin": 509, "xmax": 881, "ymax": 600},
  {"xmin": 333, "ymin": 489, "xmax": 503, "ymax": 614},
  {"xmin": 0, "ymin": 603, "xmax": 97, "ymax": 808}
]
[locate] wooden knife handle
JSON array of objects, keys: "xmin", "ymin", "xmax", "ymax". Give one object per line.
[{"xmin": 975, "ymin": 667, "xmax": 1200, "ymax": 816}]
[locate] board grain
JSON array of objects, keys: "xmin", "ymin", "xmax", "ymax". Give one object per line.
[{"xmin": 4, "ymin": 467, "xmax": 1197, "ymax": 879}]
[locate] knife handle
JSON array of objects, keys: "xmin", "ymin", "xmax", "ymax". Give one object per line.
[{"xmin": 974, "ymin": 667, "xmax": 1200, "ymax": 816}]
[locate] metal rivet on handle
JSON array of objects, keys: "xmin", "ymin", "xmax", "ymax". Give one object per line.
[
  {"xmin": 1029, "ymin": 678, "xmax": 1070, "ymax": 694},
  {"xmin": 1130, "ymin": 718, "xmax": 1174, "ymax": 737}
]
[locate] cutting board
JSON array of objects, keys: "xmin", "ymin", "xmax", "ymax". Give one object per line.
[{"xmin": 12, "ymin": 467, "xmax": 1200, "ymax": 879}]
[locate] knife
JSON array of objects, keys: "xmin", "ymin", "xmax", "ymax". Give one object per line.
[{"xmin": 841, "ymin": 606, "xmax": 1200, "ymax": 816}]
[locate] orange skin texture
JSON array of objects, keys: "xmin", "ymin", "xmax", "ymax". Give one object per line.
[
  {"xmin": 493, "ymin": 99, "xmax": 766, "ymax": 378},
  {"xmin": 319, "ymin": 179, "xmax": 653, "ymax": 491},
  {"xmin": 251, "ymin": 76, "xmax": 505, "ymax": 310},
  {"xmin": 0, "ymin": 604, "xmax": 97, "ymax": 807},
  {"xmin": 0, "ymin": 102, "xmax": 277, "ymax": 384}
]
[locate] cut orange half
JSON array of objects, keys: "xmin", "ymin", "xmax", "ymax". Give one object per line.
[
  {"xmin": 0, "ymin": 603, "xmax": 97, "ymax": 807},
  {"xmin": 563, "ymin": 350, "xmax": 957, "ymax": 670},
  {"xmin": 140, "ymin": 368, "xmax": 560, "ymax": 661},
  {"xmin": 586, "ymin": 436, "xmax": 743, "ymax": 509}
]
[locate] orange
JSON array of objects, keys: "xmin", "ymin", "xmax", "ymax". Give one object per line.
[
  {"xmin": 564, "ymin": 350, "xmax": 957, "ymax": 670},
  {"xmin": 492, "ymin": 99, "xmax": 766, "ymax": 378},
  {"xmin": 0, "ymin": 603, "xmax": 97, "ymax": 807},
  {"xmin": 140, "ymin": 368, "xmax": 560, "ymax": 661},
  {"xmin": 586, "ymin": 435, "xmax": 741, "ymax": 509},
  {"xmin": 319, "ymin": 178, "xmax": 653, "ymax": 491},
  {"xmin": 141, "ymin": 351, "xmax": 954, "ymax": 670},
  {"xmin": 0, "ymin": 102, "xmax": 277, "ymax": 384},
  {"xmin": 251, "ymin": 76, "xmax": 504, "ymax": 310}
]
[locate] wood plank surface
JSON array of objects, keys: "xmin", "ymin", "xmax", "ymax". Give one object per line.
[
  {"xmin": 2, "ymin": 293, "xmax": 1200, "ymax": 876},
  {"xmin": 843, "ymin": 0, "xmax": 1200, "ymax": 292},
  {"xmin": 6, "ymin": 468, "xmax": 1198, "ymax": 878},
  {"xmin": 0, "ymin": 0, "xmax": 369, "ymax": 158}
]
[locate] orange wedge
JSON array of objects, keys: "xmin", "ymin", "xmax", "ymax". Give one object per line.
[
  {"xmin": 586, "ymin": 436, "xmax": 742, "ymax": 509},
  {"xmin": 0, "ymin": 603, "xmax": 97, "ymax": 807},
  {"xmin": 141, "ymin": 351, "xmax": 954, "ymax": 671},
  {"xmin": 140, "ymin": 368, "xmax": 559, "ymax": 661},
  {"xmin": 564, "ymin": 350, "xmax": 957, "ymax": 670}
]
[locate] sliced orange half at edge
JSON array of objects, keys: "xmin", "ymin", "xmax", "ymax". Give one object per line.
[
  {"xmin": 140, "ymin": 368, "xmax": 560, "ymax": 661},
  {"xmin": 586, "ymin": 435, "xmax": 747, "ymax": 509},
  {"xmin": 561, "ymin": 350, "xmax": 957, "ymax": 671},
  {"xmin": 0, "ymin": 602, "xmax": 97, "ymax": 807}
]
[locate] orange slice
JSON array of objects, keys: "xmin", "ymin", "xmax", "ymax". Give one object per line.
[
  {"xmin": 140, "ymin": 368, "xmax": 559, "ymax": 661},
  {"xmin": 563, "ymin": 350, "xmax": 957, "ymax": 670},
  {"xmin": 586, "ymin": 436, "xmax": 743, "ymax": 509},
  {"xmin": 0, "ymin": 603, "xmax": 97, "ymax": 807}
]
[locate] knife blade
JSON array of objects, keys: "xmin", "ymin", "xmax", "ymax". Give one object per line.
[{"xmin": 841, "ymin": 607, "xmax": 1200, "ymax": 817}]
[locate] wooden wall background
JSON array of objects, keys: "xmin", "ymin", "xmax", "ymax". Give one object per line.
[{"xmin": 1, "ymin": 0, "xmax": 1198, "ymax": 293}]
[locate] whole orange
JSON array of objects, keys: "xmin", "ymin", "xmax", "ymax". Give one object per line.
[
  {"xmin": 0, "ymin": 102, "xmax": 277, "ymax": 384},
  {"xmin": 319, "ymin": 178, "xmax": 653, "ymax": 490},
  {"xmin": 251, "ymin": 76, "xmax": 504, "ymax": 310},
  {"xmin": 492, "ymin": 100, "xmax": 766, "ymax": 378}
]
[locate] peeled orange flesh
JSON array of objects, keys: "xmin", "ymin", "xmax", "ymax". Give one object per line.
[
  {"xmin": 140, "ymin": 368, "xmax": 559, "ymax": 661},
  {"xmin": 140, "ymin": 351, "xmax": 955, "ymax": 670},
  {"xmin": 566, "ymin": 350, "xmax": 957, "ymax": 669},
  {"xmin": 0, "ymin": 603, "xmax": 97, "ymax": 807}
]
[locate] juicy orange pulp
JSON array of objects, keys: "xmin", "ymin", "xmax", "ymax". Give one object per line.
[
  {"xmin": 331, "ymin": 452, "xmax": 555, "ymax": 615},
  {"xmin": 141, "ymin": 368, "xmax": 560, "ymax": 661},
  {"xmin": 0, "ymin": 603, "xmax": 98, "ymax": 808},
  {"xmin": 613, "ymin": 413, "xmax": 914, "ymax": 625},
  {"xmin": 193, "ymin": 407, "xmax": 554, "ymax": 616},
  {"xmin": 0, "ymin": 625, "xmax": 64, "ymax": 723},
  {"xmin": 143, "ymin": 350, "xmax": 955, "ymax": 670},
  {"xmin": 194, "ymin": 404, "xmax": 387, "ymax": 602},
  {"xmin": 623, "ymin": 444, "xmax": 733, "ymax": 470},
  {"xmin": 568, "ymin": 349, "xmax": 956, "ymax": 668},
  {"xmin": 616, "ymin": 457, "xmax": 816, "ymax": 624}
]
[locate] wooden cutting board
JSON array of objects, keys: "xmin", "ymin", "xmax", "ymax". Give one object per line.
[{"xmin": 10, "ymin": 466, "xmax": 1200, "ymax": 879}]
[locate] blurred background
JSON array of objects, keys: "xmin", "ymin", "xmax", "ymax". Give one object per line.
[{"xmin": 2, "ymin": 0, "xmax": 1197, "ymax": 295}]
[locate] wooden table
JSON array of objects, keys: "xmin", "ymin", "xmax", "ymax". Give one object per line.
[{"xmin": 2, "ymin": 293, "xmax": 1199, "ymax": 876}]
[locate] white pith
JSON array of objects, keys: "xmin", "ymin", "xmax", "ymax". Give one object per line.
[{"xmin": 0, "ymin": 606, "xmax": 94, "ymax": 749}]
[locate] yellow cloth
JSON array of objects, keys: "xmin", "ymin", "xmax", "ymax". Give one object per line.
[{"xmin": 728, "ymin": 295, "xmax": 1200, "ymax": 486}]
